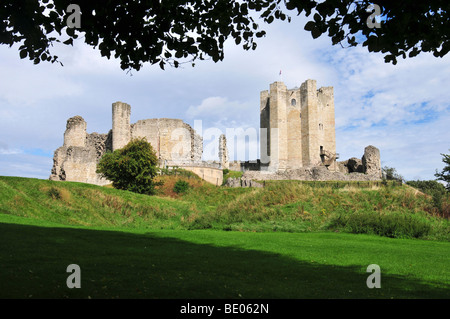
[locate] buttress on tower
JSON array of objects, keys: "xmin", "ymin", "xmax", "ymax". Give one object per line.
[{"xmin": 260, "ymin": 79, "xmax": 338, "ymax": 172}]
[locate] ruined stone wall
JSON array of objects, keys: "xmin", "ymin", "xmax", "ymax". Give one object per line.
[
  {"xmin": 218, "ymin": 134, "xmax": 229, "ymax": 169},
  {"xmin": 242, "ymin": 165, "xmax": 381, "ymax": 182},
  {"xmin": 228, "ymin": 160, "xmax": 242, "ymax": 172},
  {"xmin": 50, "ymin": 103, "xmax": 204, "ymax": 186},
  {"xmin": 110, "ymin": 102, "xmax": 203, "ymax": 165},
  {"xmin": 64, "ymin": 116, "xmax": 87, "ymax": 147},
  {"xmin": 192, "ymin": 131, "xmax": 203, "ymax": 163},
  {"xmin": 362, "ymin": 145, "xmax": 382, "ymax": 178},
  {"xmin": 130, "ymin": 118, "xmax": 202, "ymax": 165},
  {"xmin": 336, "ymin": 145, "xmax": 382, "ymax": 178},
  {"xmin": 50, "ymin": 116, "xmax": 112, "ymax": 185}
]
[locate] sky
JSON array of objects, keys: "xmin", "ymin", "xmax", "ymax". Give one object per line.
[{"xmin": 1, "ymin": 11, "xmax": 449, "ymax": 182}]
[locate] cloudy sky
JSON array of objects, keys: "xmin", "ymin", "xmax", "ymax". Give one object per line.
[{"xmin": 1, "ymin": 11, "xmax": 449, "ymax": 181}]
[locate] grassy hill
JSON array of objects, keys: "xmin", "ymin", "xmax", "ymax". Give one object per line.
[
  {"xmin": 1, "ymin": 175, "xmax": 448, "ymax": 240},
  {"xmin": 1, "ymin": 175, "xmax": 449, "ymax": 299}
]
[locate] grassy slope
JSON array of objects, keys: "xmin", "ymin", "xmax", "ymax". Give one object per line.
[
  {"xmin": 1, "ymin": 176, "xmax": 449, "ymax": 298},
  {"xmin": 1, "ymin": 175, "xmax": 449, "ymax": 238}
]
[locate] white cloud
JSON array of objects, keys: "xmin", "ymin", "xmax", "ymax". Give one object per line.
[
  {"xmin": 327, "ymin": 46, "xmax": 450, "ymax": 129},
  {"xmin": 0, "ymin": 148, "xmax": 23, "ymax": 155}
]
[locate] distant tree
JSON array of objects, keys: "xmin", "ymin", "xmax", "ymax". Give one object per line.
[
  {"xmin": 96, "ymin": 138, "xmax": 161, "ymax": 195},
  {"xmin": 435, "ymin": 151, "xmax": 450, "ymax": 191},
  {"xmin": 382, "ymin": 166, "xmax": 403, "ymax": 182},
  {"xmin": 1, "ymin": 1, "xmax": 449, "ymax": 71}
]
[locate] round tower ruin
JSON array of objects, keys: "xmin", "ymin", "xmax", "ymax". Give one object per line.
[{"xmin": 63, "ymin": 116, "xmax": 87, "ymax": 147}]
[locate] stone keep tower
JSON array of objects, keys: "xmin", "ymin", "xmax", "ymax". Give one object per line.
[{"xmin": 260, "ymin": 80, "xmax": 337, "ymax": 171}]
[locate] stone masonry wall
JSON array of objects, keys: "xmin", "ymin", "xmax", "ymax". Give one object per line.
[
  {"xmin": 260, "ymin": 80, "xmax": 336, "ymax": 172},
  {"xmin": 50, "ymin": 116, "xmax": 112, "ymax": 185},
  {"xmin": 50, "ymin": 103, "xmax": 205, "ymax": 186}
]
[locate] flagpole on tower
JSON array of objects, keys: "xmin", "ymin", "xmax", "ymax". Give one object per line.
[{"xmin": 279, "ymin": 70, "xmax": 282, "ymax": 82}]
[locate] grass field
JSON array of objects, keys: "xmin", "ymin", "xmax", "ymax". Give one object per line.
[{"xmin": 0, "ymin": 175, "xmax": 449, "ymax": 299}]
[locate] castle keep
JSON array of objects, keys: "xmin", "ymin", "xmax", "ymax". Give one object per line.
[
  {"xmin": 259, "ymin": 80, "xmax": 337, "ymax": 171},
  {"xmin": 225, "ymin": 80, "xmax": 382, "ymax": 181}
]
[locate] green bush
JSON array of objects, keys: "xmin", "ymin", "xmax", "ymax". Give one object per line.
[
  {"xmin": 96, "ymin": 138, "xmax": 161, "ymax": 195},
  {"xmin": 173, "ymin": 180, "xmax": 190, "ymax": 194},
  {"xmin": 382, "ymin": 166, "xmax": 404, "ymax": 182},
  {"xmin": 327, "ymin": 211, "xmax": 432, "ymax": 239},
  {"xmin": 47, "ymin": 187, "xmax": 61, "ymax": 200}
]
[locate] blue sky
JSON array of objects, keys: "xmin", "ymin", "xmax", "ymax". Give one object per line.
[{"xmin": 0, "ymin": 14, "xmax": 449, "ymax": 181}]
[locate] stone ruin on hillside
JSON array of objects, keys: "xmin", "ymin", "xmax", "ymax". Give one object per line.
[
  {"xmin": 221, "ymin": 80, "xmax": 382, "ymax": 184},
  {"xmin": 50, "ymin": 79, "xmax": 382, "ymax": 186},
  {"xmin": 50, "ymin": 102, "xmax": 222, "ymax": 186}
]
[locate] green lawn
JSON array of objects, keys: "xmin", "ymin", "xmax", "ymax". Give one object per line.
[
  {"xmin": 1, "ymin": 176, "xmax": 449, "ymax": 299},
  {"xmin": 1, "ymin": 214, "xmax": 448, "ymax": 299}
]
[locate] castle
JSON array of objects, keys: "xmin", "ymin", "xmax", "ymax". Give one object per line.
[
  {"xmin": 260, "ymin": 79, "xmax": 337, "ymax": 171},
  {"xmin": 50, "ymin": 79, "xmax": 382, "ymax": 186}
]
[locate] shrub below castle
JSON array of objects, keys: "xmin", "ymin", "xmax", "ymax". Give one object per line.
[
  {"xmin": 96, "ymin": 138, "xmax": 161, "ymax": 195},
  {"xmin": 173, "ymin": 180, "xmax": 190, "ymax": 194}
]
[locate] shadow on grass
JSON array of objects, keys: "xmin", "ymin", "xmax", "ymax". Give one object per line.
[{"xmin": 0, "ymin": 222, "xmax": 448, "ymax": 299}]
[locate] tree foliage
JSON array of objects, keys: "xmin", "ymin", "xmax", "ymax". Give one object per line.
[
  {"xmin": 382, "ymin": 166, "xmax": 403, "ymax": 182},
  {"xmin": 435, "ymin": 151, "xmax": 450, "ymax": 191},
  {"xmin": 96, "ymin": 138, "xmax": 161, "ymax": 195},
  {"xmin": 173, "ymin": 180, "xmax": 190, "ymax": 194},
  {"xmin": 1, "ymin": 0, "xmax": 449, "ymax": 71}
]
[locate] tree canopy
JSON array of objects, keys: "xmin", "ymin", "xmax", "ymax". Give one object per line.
[
  {"xmin": 1, "ymin": 0, "xmax": 449, "ymax": 71},
  {"xmin": 381, "ymin": 166, "xmax": 404, "ymax": 182},
  {"xmin": 435, "ymin": 151, "xmax": 450, "ymax": 191},
  {"xmin": 96, "ymin": 138, "xmax": 161, "ymax": 195}
]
